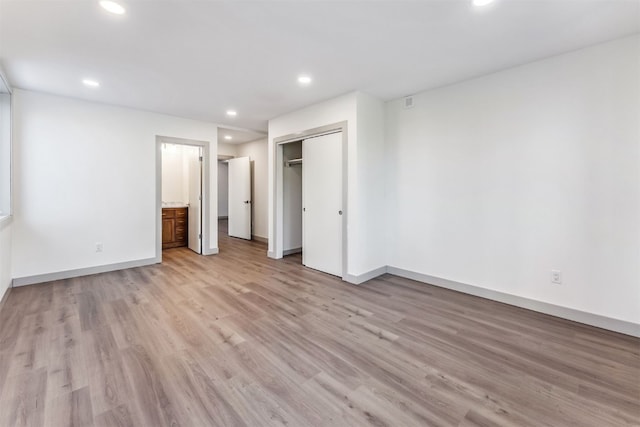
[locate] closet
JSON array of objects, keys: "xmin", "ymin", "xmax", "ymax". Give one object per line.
[
  {"xmin": 283, "ymin": 142, "xmax": 302, "ymax": 254},
  {"xmin": 282, "ymin": 132, "xmax": 343, "ymax": 276}
]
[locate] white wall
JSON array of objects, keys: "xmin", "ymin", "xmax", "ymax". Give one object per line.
[
  {"xmin": 0, "ymin": 219, "xmax": 11, "ymax": 302},
  {"xmin": 0, "ymin": 93, "xmax": 10, "ymax": 217},
  {"xmin": 355, "ymin": 92, "xmax": 387, "ymax": 274},
  {"xmin": 161, "ymin": 143, "xmax": 199, "ymax": 204},
  {"xmin": 12, "ymin": 90, "xmax": 219, "ymax": 280},
  {"xmin": 386, "ymin": 35, "xmax": 640, "ymax": 325},
  {"xmin": 218, "ymin": 142, "xmax": 238, "ymax": 157},
  {"xmin": 162, "ymin": 145, "xmax": 185, "ymax": 203},
  {"xmin": 0, "ymin": 88, "xmax": 11, "ymax": 302},
  {"xmin": 217, "ymin": 142, "xmax": 237, "ymax": 219},
  {"xmin": 268, "ymin": 91, "xmax": 387, "ymax": 278}
]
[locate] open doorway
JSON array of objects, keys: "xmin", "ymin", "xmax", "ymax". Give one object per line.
[
  {"xmin": 283, "ymin": 141, "xmax": 302, "ymax": 255},
  {"xmin": 156, "ymin": 136, "xmax": 210, "ymax": 261},
  {"xmin": 217, "ymin": 155, "xmax": 231, "ymax": 239},
  {"xmin": 161, "ymin": 142, "xmax": 202, "ymax": 253},
  {"xmin": 217, "ymin": 155, "xmax": 252, "ymax": 241},
  {"xmin": 217, "ymin": 127, "xmax": 265, "ymax": 246}
]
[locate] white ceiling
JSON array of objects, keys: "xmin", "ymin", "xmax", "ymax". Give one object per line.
[
  {"xmin": 1, "ymin": 0, "xmax": 638, "ymax": 132},
  {"xmin": 217, "ymin": 127, "xmax": 266, "ymax": 145}
]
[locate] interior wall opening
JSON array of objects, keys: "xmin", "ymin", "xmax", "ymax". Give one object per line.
[
  {"xmin": 156, "ymin": 136, "xmax": 211, "ymax": 262},
  {"xmin": 160, "ymin": 142, "xmax": 202, "ymax": 254},
  {"xmin": 275, "ymin": 124, "xmax": 347, "ymax": 278},
  {"xmin": 217, "ymin": 156, "xmax": 231, "ymax": 241},
  {"xmin": 283, "ymin": 141, "xmax": 302, "ymax": 256}
]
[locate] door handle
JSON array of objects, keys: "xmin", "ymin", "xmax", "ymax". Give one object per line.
[
  {"xmin": 338, "ymin": 210, "xmax": 343, "ymax": 215},
  {"xmin": 244, "ymin": 200, "xmax": 251, "ymax": 204}
]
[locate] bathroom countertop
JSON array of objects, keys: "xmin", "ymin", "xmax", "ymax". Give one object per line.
[{"xmin": 162, "ymin": 202, "xmax": 189, "ymax": 208}]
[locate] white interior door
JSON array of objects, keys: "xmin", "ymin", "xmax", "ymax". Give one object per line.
[
  {"xmin": 228, "ymin": 156, "xmax": 252, "ymax": 240},
  {"xmin": 187, "ymin": 147, "xmax": 202, "ymax": 253},
  {"xmin": 303, "ymin": 132, "xmax": 342, "ymax": 276}
]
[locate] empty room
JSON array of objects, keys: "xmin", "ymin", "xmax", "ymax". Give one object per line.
[{"xmin": 0, "ymin": 1, "xmax": 638, "ymax": 426}]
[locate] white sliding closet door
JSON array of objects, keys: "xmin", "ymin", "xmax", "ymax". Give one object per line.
[{"xmin": 302, "ymin": 132, "xmax": 342, "ymax": 277}]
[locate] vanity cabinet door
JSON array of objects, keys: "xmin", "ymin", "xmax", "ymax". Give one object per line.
[{"xmin": 162, "ymin": 217, "xmax": 175, "ymax": 244}]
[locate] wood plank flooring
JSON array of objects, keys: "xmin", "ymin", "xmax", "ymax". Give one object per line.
[{"xmin": 0, "ymin": 220, "xmax": 638, "ymax": 426}]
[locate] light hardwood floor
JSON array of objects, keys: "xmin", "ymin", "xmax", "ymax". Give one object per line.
[{"xmin": 0, "ymin": 221, "xmax": 638, "ymax": 426}]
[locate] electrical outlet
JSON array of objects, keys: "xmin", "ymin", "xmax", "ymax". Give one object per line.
[
  {"xmin": 96, "ymin": 242, "xmax": 103, "ymax": 253},
  {"xmin": 551, "ymin": 270, "xmax": 562, "ymax": 284}
]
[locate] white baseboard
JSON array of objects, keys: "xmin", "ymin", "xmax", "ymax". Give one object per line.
[
  {"xmin": 12, "ymin": 257, "xmax": 158, "ymax": 287},
  {"xmin": 0, "ymin": 285, "xmax": 11, "ymax": 314},
  {"xmin": 203, "ymin": 247, "xmax": 219, "ymax": 255},
  {"xmin": 252, "ymin": 235, "xmax": 268, "ymax": 244},
  {"xmin": 283, "ymin": 247, "xmax": 302, "ymax": 256},
  {"xmin": 344, "ymin": 266, "xmax": 388, "ymax": 285},
  {"xmin": 10, "ymin": 254, "xmax": 636, "ymax": 337},
  {"xmin": 386, "ymin": 266, "xmax": 640, "ymax": 338}
]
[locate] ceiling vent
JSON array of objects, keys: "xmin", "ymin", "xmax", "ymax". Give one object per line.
[{"xmin": 403, "ymin": 96, "xmax": 414, "ymax": 109}]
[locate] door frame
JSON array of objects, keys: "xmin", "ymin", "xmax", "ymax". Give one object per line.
[
  {"xmin": 155, "ymin": 136, "xmax": 212, "ymax": 263},
  {"xmin": 271, "ymin": 121, "xmax": 348, "ymax": 280}
]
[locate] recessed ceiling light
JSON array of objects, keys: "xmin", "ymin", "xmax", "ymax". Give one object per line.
[
  {"xmin": 297, "ymin": 75, "xmax": 312, "ymax": 85},
  {"xmin": 99, "ymin": 1, "xmax": 126, "ymax": 14},
  {"xmin": 473, "ymin": 0, "xmax": 494, "ymax": 6},
  {"xmin": 224, "ymin": 135, "xmax": 232, "ymax": 140},
  {"xmin": 226, "ymin": 110, "xmax": 237, "ymax": 117},
  {"xmin": 82, "ymin": 79, "xmax": 100, "ymax": 88}
]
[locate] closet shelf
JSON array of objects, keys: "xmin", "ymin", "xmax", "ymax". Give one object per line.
[{"xmin": 286, "ymin": 158, "xmax": 303, "ymax": 167}]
